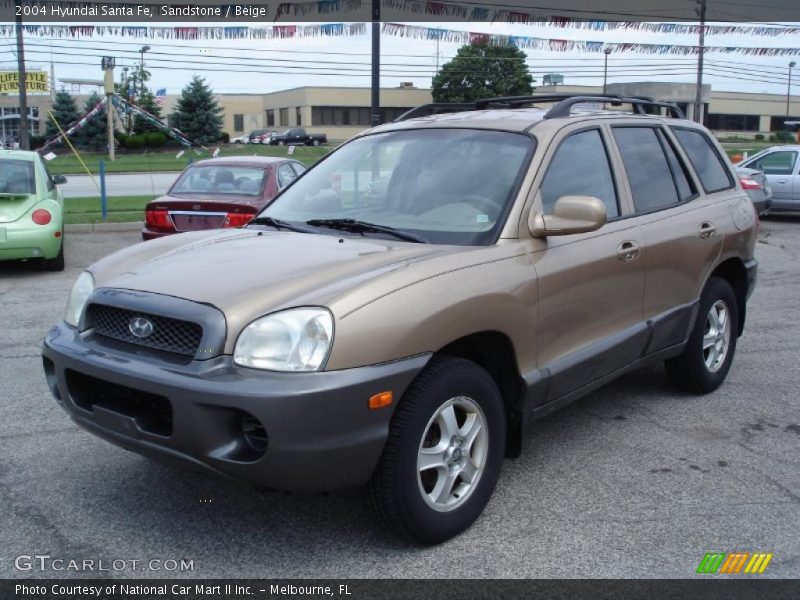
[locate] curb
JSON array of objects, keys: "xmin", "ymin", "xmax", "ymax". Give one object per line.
[{"xmin": 66, "ymin": 222, "xmax": 142, "ymax": 233}]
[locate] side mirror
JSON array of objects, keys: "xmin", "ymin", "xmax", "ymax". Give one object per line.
[
  {"xmin": 529, "ymin": 195, "xmax": 607, "ymax": 238},
  {"xmin": 52, "ymin": 175, "xmax": 67, "ymax": 185}
]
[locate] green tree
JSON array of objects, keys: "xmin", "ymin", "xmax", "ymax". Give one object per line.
[
  {"xmin": 132, "ymin": 88, "xmax": 163, "ymax": 135},
  {"xmin": 74, "ymin": 92, "xmax": 107, "ymax": 152},
  {"xmin": 432, "ymin": 42, "xmax": 534, "ymax": 103},
  {"xmin": 45, "ymin": 90, "xmax": 80, "ymax": 141},
  {"xmin": 173, "ymin": 76, "xmax": 223, "ymax": 145}
]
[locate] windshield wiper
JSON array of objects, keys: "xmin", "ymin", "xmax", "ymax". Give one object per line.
[
  {"xmin": 248, "ymin": 216, "xmax": 317, "ymax": 234},
  {"xmin": 305, "ymin": 218, "xmax": 428, "ymax": 243}
]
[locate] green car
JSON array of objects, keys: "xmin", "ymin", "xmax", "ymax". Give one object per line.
[{"xmin": 0, "ymin": 149, "xmax": 66, "ymax": 271}]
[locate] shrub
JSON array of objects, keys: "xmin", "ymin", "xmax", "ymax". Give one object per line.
[
  {"xmin": 145, "ymin": 132, "xmax": 167, "ymax": 148},
  {"xmin": 29, "ymin": 135, "xmax": 46, "ymax": 149},
  {"xmin": 124, "ymin": 134, "xmax": 146, "ymax": 150},
  {"xmin": 774, "ymin": 130, "xmax": 795, "ymax": 143},
  {"xmin": 220, "ymin": 132, "xmax": 230, "ymax": 143},
  {"xmin": 754, "ymin": 134, "xmax": 765, "ymax": 141}
]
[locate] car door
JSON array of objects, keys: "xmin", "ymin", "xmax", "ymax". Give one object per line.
[
  {"xmin": 742, "ymin": 149, "xmax": 799, "ymax": 207},
  {"xmin": 611, "ymin": 124, "xmax": 728, "ymax": 353},
  {"xmin": 523, "ymin": 125, "xmax": 647, "ymax": 403}
]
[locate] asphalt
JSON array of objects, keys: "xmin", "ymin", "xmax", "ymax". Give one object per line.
[
  {"xmin": 1, "ymin": 218, "xmax": 798, "ymax": 579},
  {"xmin": 60, "ymin": 172, "xmax": 178, "ymax": 198}
]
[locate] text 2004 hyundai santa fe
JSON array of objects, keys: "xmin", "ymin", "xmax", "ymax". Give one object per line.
[{"xmin": 43, "ymin": 95, "xmax": 758, "ymax": 544}]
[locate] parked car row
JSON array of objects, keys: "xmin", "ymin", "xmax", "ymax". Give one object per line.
[{"xmin": 230, "ymin": 128, "xmax": 328, "ymax": 146}]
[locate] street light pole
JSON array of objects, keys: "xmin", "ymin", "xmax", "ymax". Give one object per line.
[
  {"xmin": 787, "ymin": 61, "xmax": 796, "ymax": 121},
  {"xmin": 370, "ymin": 0, "xmax": 381, "ymax": 127},
  {"xmin": 693, "ymin": 0, "xmax": 707, "ymax": 124},
  {"xmin": 603, "ymin": 47, "xmax": 612, "ymax": 95}
]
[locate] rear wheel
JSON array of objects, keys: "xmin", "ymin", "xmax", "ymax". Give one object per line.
[
  {"xmin": 42, "ymin": 238, "xmax": 65, "ymax": 272},
  {"xmin": 665, "ymin": 277, "xmax": 738, "ymax": 393},
  {"xmin": 312, "ymin": 139, "xmax": 321, "ymax": 147},
  {"xmin": 368, "ymin": 356, "xmax": 505, "ymax": 544}
]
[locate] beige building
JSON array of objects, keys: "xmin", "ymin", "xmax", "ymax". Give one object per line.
[{"xmin": 3, "ymin": 82, "xmax": 797, "ymax": 143}]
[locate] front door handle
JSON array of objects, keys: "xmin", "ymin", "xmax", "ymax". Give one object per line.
[
  {"xmin": 699, "ymin": 221, "xmax": 716, "ymax": 239},
  {"xmin": 617, "ymin": 240, "xmax": 640, "ymax": 262}
]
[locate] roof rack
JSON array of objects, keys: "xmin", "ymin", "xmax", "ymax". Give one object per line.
[{"xmin": 393, "ymin": 93, "xmax": 685, "ymax": 122}]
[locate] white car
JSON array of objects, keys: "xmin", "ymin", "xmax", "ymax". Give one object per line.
[
  {"xmin": 737, "ymin": 145, "xmax": 800, "ymax": 212},
  {"xmin": 231, "ymin": 134, "xmax": 250, "ymax": 144}
]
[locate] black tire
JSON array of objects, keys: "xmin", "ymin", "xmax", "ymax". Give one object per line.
[
  {"xmin": 367, "ymin": 356, "xmax": 506, "ymax": 544},
  {"xmin": 312, "ymin": 139, "xmax": 321, "ymax": 147},
  {"xmin": 278, "ymin": 141, "xmax": 285, "ymax": 147},
  {"xmin": 665, "ymin": 277, "xmax": 738, "ymax": 394},
  {"xmin": 43, "ymin": 238, "xmax": 65, "ymax": 272}
]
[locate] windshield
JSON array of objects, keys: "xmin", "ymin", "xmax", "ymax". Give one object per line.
[
  {"xmin": 170, "ymin": 165, "xmax": 266, "ymax": 196},
  {"xmin": 0, "ymin": 159, "xmax": 36, "ymax": 194},
  {"xmin": 258, "ymin": 128, "xmax": 534, "ymax": 245}
]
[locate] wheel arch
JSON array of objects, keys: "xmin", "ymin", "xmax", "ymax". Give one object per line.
[
  {"xmin": 707, "ymin": 257, "xmax": 748, "ymax": 337},
  {"xmin": 437, "ymin": 331, "xmax": 526, "ymax": 459}
]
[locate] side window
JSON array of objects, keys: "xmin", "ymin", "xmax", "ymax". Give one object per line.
[
  {"xmin": 745, "ymin": 151, "xmax": 798, "ymax": 176},
  {"xmin": 613, "ymin": 127, "xmax": 681, "ymax": 213},
  {"xmin": 657, "ymin": 129, "xmax": 695, "ymax": 202},
  {"xmin": 539, "ymin": 129, "xmax": 619, "ymax": 218},
  {"xmin": 671, "ymin": 128, "xmax": 733, "ymax": 193},
  {"xmin": 291, "ymin": 162, "xmax": 307, "ymax": 176},
  {"xmin": 277, "ymin": 163, "xmax": 298, "ymax": 188}
]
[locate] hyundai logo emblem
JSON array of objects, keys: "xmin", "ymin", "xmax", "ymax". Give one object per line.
[{"xmin": 128, "ymin": 317, "xmax": 154, "ymax": 339}]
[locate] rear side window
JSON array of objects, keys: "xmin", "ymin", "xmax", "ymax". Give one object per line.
[
  {"xmin": 613, "ymin": 127, "xmax": 682, "ymax": 213},
  {"xmin": 671, "ymin": 128, "xmax": 733, "ymax": 193},
  {"xmin": 539, "ymin": 129, "xmax": 619, "ymax": 218}
]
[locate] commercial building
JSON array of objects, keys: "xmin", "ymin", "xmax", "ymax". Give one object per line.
[{"xmin": 2, "ymin": 82, "xmax": 797, "ymax": 144}]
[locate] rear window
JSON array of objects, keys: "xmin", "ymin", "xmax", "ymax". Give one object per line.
[
  {"xmin": 671, "ymin": 128, "xmax": 733, "ymax": 193},
  {"xmin": 171, "ymin": 165, "xmax": 266, "ymax": 196},
  {"xmin": 0, "ymin": 158, "xmax": 36, "ymax": 194}
]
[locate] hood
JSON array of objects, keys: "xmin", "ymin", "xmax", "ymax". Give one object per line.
[
  {"xmin": 91, "ymin": 229, "xmax": 467, "ymax": 330},
  {"xmin": 0, "ymin": 192, "xmax": 39, "ymax": 224}
]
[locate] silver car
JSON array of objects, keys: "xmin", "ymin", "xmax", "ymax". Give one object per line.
[
  {"xmin": 736, "ymin": 167, "xmax": 772, "ymax": 215},
  {"xmin": 738, "ymin": 145, "xmax": 799, "ymax": 212}
]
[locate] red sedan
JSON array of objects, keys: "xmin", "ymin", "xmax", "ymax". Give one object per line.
[{"xmin": 142, "ymin": 156, "xmax": 307, "ymax": 240}]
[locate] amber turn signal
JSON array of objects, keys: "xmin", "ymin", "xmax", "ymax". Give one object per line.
[{"xmin": 368, "ymin": 391, "xmax": 393, "ymax": 410}]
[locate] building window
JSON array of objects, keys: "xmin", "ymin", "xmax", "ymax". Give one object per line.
[
  {"xmin": 705, "ymin": 113, "xmax": 759, "ymax": 132},
  {"xmin": 266, "ymin": 109, "xmax": 275, "ymax": 127},
  {"xmin": 770, "ymin": 115, "xmax": 800, "ymax": 131},
  {"xmin": 311, "ymin": 106, "xmax": 410, "ymax": 126},
  {"xmin": 295, "ymin": 107, "xmax": 302, "ymax": 126},
  {"xmin": 233, "ymin": 114, "xmax": 244, "ymax": 132},
  {"xmin": 279, "ymin": 108, "xmax": 289, "ymax": 127}
]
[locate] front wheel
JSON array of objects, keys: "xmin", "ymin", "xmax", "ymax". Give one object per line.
[
  {"xmin": 368, "ymin": 356, "xmax": 506, "ymax": 544},
  {"xmin": 665, "ymin": 277, "xmax": 738, "ymax": 394},
  {"xmin": 312, "ymin": 139, "xmax": 321, "ymax": 147}
]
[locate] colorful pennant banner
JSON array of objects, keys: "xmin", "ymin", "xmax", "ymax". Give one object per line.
[
  {"xmin": 112, "ymin": 95, "xmax": 198, "ymax": 148},
  {"xmin": 382, "ymin": 23, "xmax": 800, "ymax": 56},
  {"xmin": 0, "ymin": 23, "xmax": 367, "ymax": 41},
  {"xmin": 39, "ymin": 96, "xmax": 107, "ymax": 153},
  {"xmin": 382, "ymin": 0, "xmax": 800, "ymax": 37}
]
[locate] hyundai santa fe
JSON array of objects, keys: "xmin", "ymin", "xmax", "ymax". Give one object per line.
[{"xmin": 42, "ymin": 94, "xmax": 757, "ymax": 544}]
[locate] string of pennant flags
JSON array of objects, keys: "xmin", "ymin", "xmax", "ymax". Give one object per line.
[
  {"xmin": 3, "ymin": 21, "xmax": 799, "ymax": 57},
  {"xmin": 4, "ymin": 0, "xmax": 800, "ymax": 37}
]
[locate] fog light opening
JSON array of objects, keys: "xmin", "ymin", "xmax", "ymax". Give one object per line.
[{"xmin": 241, "ymin": 413, "xmax": 268, "ymax": 453}]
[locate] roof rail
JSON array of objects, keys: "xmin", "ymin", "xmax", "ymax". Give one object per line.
[{"xmin": 393, "ymin": 93, "xmax": 685, "ymax": 122}]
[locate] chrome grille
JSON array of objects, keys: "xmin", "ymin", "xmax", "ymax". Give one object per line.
[{"xmin": 87, "ymin": 304, "xmax": 203, "ymax": 356}]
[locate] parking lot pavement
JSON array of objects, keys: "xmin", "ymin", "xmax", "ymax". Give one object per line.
[{"xmin": 1, "ymin": 219, "xmax": 798, "ymax": 579}]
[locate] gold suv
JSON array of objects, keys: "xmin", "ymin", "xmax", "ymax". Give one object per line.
[{"xmin": 43, "ymin": 95, "xmax": 758, "ymax": 544}]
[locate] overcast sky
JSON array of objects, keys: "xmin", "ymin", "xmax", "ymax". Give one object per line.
[{"xmin": 2, "ymin": 21, "xmax": 798, "ymax": 96}]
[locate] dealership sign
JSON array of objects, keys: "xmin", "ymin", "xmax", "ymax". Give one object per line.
[{"xmin": 0, "ymin": 71, "xmax": 48, "ymax": 94}]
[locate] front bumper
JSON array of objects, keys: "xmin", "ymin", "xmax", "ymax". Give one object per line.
[{"xmin": 43, "ymin": 322, "xmax": 430, "ymax": 491}]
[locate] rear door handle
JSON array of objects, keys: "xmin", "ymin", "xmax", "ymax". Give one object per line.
[
  {"xmin": 699, "ymin": 222, "xmax": 716, "ymax": 239},
  {"xmin": 617, "ymin": 240, "xmax": 640, "ymax": 262},
  {"xmin": 777, "ymin": 179, "xmax": 788, "ymax": 184}
]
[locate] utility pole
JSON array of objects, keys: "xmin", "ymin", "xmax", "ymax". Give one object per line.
[
  {"xmin": 693, "ymin": 0, "xmax": 707, "ymax": 124},
  {"xmin": 102, "ymin": 57, "xmax": 115, "ymax": 161},
  {"xmin": 370, "ymin": 0, "xmax": 380, "ymax": 127},
  {"xmin": 15, "ymin": 3, "xmax": 30, "ymax": 150},
  {"xmin": 787, "ymin": 61, "xmax": 796, "ymax": 121}
]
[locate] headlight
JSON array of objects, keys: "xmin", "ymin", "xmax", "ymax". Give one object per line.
[
  {"xmin": 65, "ymin": 271, "xmax": 95, "ymax": 327},
  {"xmin": 234, "ymin": 308, "xmax": 333, "ymax": 372}
]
